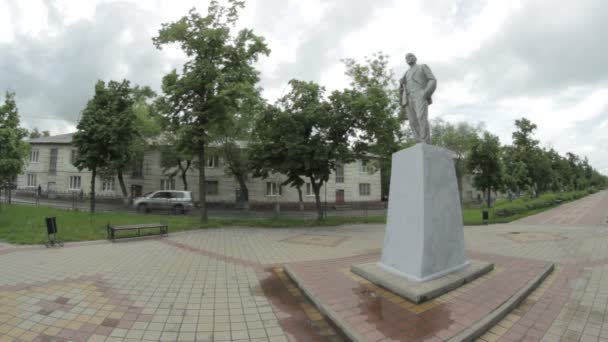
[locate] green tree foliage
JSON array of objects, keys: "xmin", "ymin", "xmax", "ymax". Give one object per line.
[
  {"xmin": 28, "ymin": 128, "xmax": 50, "ymax": 139},
  {"xmin": 159, "ymin": 127, "xmax": 194, "ymax": 190},
  {"xmin": 499, "ymin": 118, "xmax": 607, "ymax": 196},
  {"xmin": 153, "ymin": 1, "xmax": 270, "ymax": 221},
  {"xmin": 215, "ymin": 90, "xmax": 264, "ymax": 211},
  {"xmin": 430, "ymin": 118, "xmax": 483, "ymax": 201},
  {"xmin": 340, "ymin": 53, "xmax": 404, "ymax": 200},
  {"xmin": 466, "ymin": 132, "xmax": 504, "ymax": 208},
  {"xmin": 0, "ymin": 91, "xmax": 29, "ymax": 196},
  {"xmin": 73, "ymin": 81, "xmax": 118, "ymax": 212},
  {"xmin": 250, "ymin": 80, "xmax": 354, "ymax": 220},
  {"xmin": 489, "ymin": 117, "xmax": 608, "ymax": 198},
  {"xmin": 100, "ymin": 84, "xmax": 156, "ymax": 202}
]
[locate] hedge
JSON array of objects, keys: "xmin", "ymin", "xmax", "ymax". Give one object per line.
[{"xmin": 493, "ymin": 190, "xmax": 592, "ymax": 217}]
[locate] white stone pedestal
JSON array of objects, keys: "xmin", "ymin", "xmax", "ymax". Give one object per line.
[{"xmin": 379, "ymin": 143, "xmax": 467, "ymax": 282}]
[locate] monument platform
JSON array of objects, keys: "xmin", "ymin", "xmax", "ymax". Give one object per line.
[
  {"xmin": 351, "ymin": 259, "xmax": 494, "ymax": 304},
  {"xmin": 284, "ymin": 252, "xmax": 554, "ymax": 342}
]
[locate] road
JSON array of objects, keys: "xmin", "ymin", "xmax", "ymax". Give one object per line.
[
  {"xmin": 513, "ymin": 190, "xmax": 608, "ymax": 226},
  {"xmin": 0, "ymin": 195, "xmax": 387, "ymax": 219}
]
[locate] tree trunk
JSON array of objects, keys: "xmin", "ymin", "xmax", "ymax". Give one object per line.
[
  {"xmin": 198, "ymin": 143, "xmax": 207, "ymax": 222},
  {"xmin": 455, "ymin": 159, "xmax": 463, "ymax": 204},
  {"xmin": 7, "ymin": 187, "xmax": 11, "ymax": 204},
  {"xmin": 237, "ymin": 176, "xmax": 249, "ymax": 211},
  {"xmin": 90, "ymin": 167, "xmax": 96, "ymax": 213},
  {"xmin": 179, "ymin": 160, "xmax": 190, "ymax": 190},
  {"xmin": 296, "ymin": 185, "xmax": 304, "ymax": 211},
  {"xmin": 116, "ymin": 170, "xmax": 128, "ymax": 204},
  {"xmin": 310, "ymin": 177, "xmax": 323, "ymax": 220},
  {"xmin": 486, "ymin": 187, "xmax": 491, "ymax": 209}
]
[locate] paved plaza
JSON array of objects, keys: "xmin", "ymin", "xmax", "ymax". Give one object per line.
[{"xmin": 1, "ymin": 190, "xmax": 608, "ymax": 341}]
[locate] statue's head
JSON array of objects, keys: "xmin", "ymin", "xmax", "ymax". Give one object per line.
[{"xmin": 405, "ymin": 53, "xmax": 417, "ymax": 66}]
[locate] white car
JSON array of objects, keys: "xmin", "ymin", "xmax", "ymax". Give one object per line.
[{"xmin": 133, "ymin": 190, "xmax": 194, "ymax": 214}]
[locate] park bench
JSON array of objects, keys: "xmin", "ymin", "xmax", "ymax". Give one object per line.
[{"xmin": 107, "ymin": 223, "xmax": 168, "ymax": 241}]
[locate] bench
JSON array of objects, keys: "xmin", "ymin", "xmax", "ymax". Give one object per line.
[{"xmin": 107, "ymin": 223, "xmax": 168, "ymax": 241}]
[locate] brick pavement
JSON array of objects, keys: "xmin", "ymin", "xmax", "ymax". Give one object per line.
[{"xmin": 0, "ymin": 190, "xmax": 607, "ymax": 341}]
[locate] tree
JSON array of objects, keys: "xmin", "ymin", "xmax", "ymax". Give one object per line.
[
  {"xmin": 341, "ymin": 53, "xmax": 404, "ymax": 199},
  {"xmin": 466, "ymin": 132, "xmax": 503, "ymax": 209},
  {"xmin": 73, "ymin": 81, "xmax": 118, "ymax": 213},
  {"xmin": 159, "ymin": 127, "xmax": 194, "ymax": 190},
  {"xmin": 430, "ymin": 118, "xmax": 482, "ymax": 200},
  {"xmin": 250, "ymin": 80, "xmax": 354, "ymax": 220},
  {"xmin": 99, "ymin": 83, "xmax": 154, "ymax": 203},
  {"xmin": 215, "ymin": 88, "xmax": 265, "ymax": 211},
  {"xmin": 153, "ymin": 1, "xmax": 270, "ymax": 221},
  {"xmin": 28, "ymin": 128, "xmax": 50, "ymax": 139},
  {"xmin": 0, "ymin": 91, "xmax": 29, "ymax": 203}
]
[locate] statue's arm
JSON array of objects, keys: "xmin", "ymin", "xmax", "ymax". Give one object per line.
[
  {"xmin": 421, "ymin": 64, "xmax": 437, "ymax": 99},
  {"xmin": 398, "ymin": 75, "xmax": 407, "ymax": 106}
]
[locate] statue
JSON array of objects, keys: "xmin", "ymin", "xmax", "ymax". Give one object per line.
[{"xmin": 399, "ymin": 53, "xmax": 437, "ymax": 144}]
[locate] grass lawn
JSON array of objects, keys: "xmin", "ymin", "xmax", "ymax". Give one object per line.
[
  {"xmin": 0, "ymin": 195, "xmax": 581, "ymax": 245},
  {"xmin": 0, "ymin": 204, "xmax": 386, "ymax": 244}
]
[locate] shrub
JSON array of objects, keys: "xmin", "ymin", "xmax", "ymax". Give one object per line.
[{"xmin": 493, "ymin": 190, "xmax": 589, "ymax": 217}]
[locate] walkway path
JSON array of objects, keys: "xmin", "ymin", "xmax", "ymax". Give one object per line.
[{"xmin": 0, "ymin": 191, "xmax": 607, "ymax": 341}]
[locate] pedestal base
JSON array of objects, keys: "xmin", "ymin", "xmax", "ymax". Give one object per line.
[{"xmin": 352, "ymin": 260, "xmax": 494, "ymax": 303}]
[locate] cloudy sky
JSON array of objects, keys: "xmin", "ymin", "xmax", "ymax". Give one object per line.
[{"xmin": 1, "ymin": 0, "xmax": 607, "ymax": 174}]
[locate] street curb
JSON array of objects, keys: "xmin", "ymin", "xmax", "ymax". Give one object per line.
[
  {"xmin": 284, "ymin": 264, "xmax": 368, "ymax": 342},
  {"xmin": 447, "ymin": 263, "xmax": 554, "ymax": 342}
]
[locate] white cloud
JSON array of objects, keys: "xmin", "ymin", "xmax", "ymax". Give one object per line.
[{"xmin": 1, "ymin": 0, "xmax": 607, "ymax": 174}]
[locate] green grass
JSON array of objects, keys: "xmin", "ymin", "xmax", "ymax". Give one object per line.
[
  {"xmin": 0, "ymin": 204, "xmax": 386, "ymax": 244},
  {"xmin": 0, "ymin": 189, "xmax": 595, "ymax": 244}
]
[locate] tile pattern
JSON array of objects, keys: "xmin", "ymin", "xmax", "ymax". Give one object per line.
[
  {"xmin": 280, "ymin": 234, "xmax": 350, "ymax": 248},
  {"xmin": 502, "ymin": 231, "xmax": 566, "ymax": 243},
  {"xmin": 0, "ymin": 276, "xmax": 154, "ymax": 341},
  {"xmin": 0, "ymin": 190, "xmax": 607, "ymax": 341}
]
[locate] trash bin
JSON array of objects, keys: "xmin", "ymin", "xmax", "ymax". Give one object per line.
[
  {"xmin": 45, "ymin": 217, "xmax": 57, "ymax": 235},
  {"xmin": 482, "ymin": 210, "xmax": 489, "ymax": 224},
  {"xmin": 45, "ymin": 217, "xmax": 62, "ymax": 247}
]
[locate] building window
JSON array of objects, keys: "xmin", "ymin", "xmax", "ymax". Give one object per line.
[
  {"xmin": 359, "ymin": 183, "xmax": 371, "ymax": 196},
  {"xmin": 160, "ymin": 178, "xmax": 175, "ymax": 190},
  {"xmin": 359, "ymin": 160, "xmax": 371, "ymax": 173},
  {"xmin": 27, "ymin": 174, "xmax": 37, "ymax": 187},
  {"xmin": 70, "ymin": 150, "xmax": 77, "ymax": 165},
  {"xmin": 305, "ymin": 183, "xmax": 314, "ymax": 196},
  {"xmin": 335, "ymin": 162, "xmax": 344, "ymax": 183},
  {"xmin": 206, "ymin": 181, "xmax": 219, "ymax": 195},
  {"xmin": 132, "ymin": 157, "xmax": 144, "ymax": 178},
  {"xmin": 69, "ymin": 176, "xmax": 81, "ymax": 190},
  {"xmin": 266, "ymin": 182, "xmax": 281, "ymax": 196},
  {"xmin": 30, "ymin": 150, "xmax": 39, "ymax": 162},
  {"xmin": 206, "ymin": 155, "xmax": 219, "ymax": 168},
  {"xmin": 102, "ymin": 178, "xmax": 115, "ymax": 192},
  {"xmin": 49, "ymin": 149, "xmax": 58, "ymax": 175}
]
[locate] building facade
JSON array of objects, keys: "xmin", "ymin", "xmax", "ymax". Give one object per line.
[{"xmin": 17, "ymin": 133, "xmax": 383, "ymax": 207}]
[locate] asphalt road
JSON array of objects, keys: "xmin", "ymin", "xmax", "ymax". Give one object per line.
[{"xmin": 0, "ymin": 195, "xmax": 387, "ymax": 219}]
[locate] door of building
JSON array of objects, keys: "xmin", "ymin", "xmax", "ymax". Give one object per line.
[{"xmin": 335, "ymin": 189, "xmax": 345, "ymax": 204}]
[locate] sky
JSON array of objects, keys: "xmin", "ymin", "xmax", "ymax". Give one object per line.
[{"xmin": 1, "ymin": 0, "xmax": 607, "ymax": 174}]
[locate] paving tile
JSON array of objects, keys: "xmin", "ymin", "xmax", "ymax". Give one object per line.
[{"xmin": 2, "ymin": 191, "xmax": 608, "ymax": 341}]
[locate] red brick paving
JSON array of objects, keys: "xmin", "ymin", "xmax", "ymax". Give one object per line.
[{"xmin": 286, "ymin": 252, "xmax": 554, "ymax": 341}]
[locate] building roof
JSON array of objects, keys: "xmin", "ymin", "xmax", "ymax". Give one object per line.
[{"xmin": 27, "ymin": 132, "xmax": 74, "ymax": 144}]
